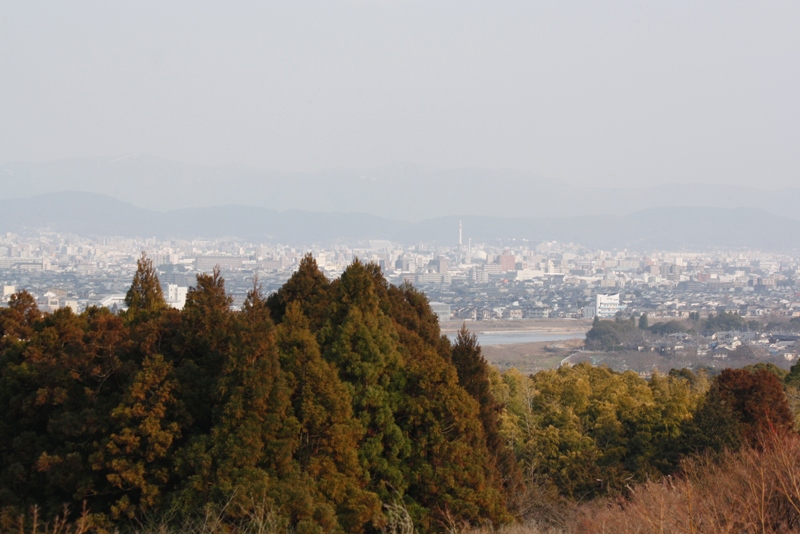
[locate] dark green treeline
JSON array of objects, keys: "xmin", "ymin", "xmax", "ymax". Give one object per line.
[{"xmin": 0, "ymin": 255, "xmax": 514, "ymax": 532}]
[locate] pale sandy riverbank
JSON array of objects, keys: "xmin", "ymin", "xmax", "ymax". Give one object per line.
[
  {"xmin": 439, "ymin": 318, "xmax": 592, "ymax": 335},
  {"xmin": 440, "ymin": 321, "xmax": 589, "ymax": 374}
]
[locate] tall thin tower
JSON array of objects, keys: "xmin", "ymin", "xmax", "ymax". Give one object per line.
[{"xmin": 459, "ymin": 220, "xmax": 463, "ymax": 247}]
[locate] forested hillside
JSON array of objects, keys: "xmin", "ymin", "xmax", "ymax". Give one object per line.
[
  {"xmin": 0, "ymin": 255, "xmax": 514, "ymax": 533},
  {"xmin": 2, "ymin": 255, "xmax": 800, "ymax": 533}
]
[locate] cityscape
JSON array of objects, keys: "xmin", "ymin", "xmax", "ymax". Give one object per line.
[{"xmin": 3, "ymin": 227, "xmax": 798, "ymax": 319}]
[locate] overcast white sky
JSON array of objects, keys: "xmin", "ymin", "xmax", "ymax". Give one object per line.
[{"xmin": 1, "ymin": 1, "xmax": 799, "ymax": 189}]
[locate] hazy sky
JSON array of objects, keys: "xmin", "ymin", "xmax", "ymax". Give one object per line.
[{"xmin": 2, "ymin": 1, "xmax": 799, "ymax": 189}]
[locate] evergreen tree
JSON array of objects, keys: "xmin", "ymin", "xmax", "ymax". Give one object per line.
[
  {"xmin": 320, "ymin": 261, "xmax": 409, "ymax": 501},
  {"xmin": 451, "ymin": 325, "xmax": 522, "ymax": 504},
  {"xmin": 682, "ymin": 383, "xmax": 743, "ymax": 455},
  {"xmin": 785, "ymin": 359, "xmax": 800, "ymax": 388},
  {"xmin": 200, "ymin": 283, "xmax": 297, "ymax": 514},
  {"xmin": 714, "ymin": 368, "xmax": 793, "ymax": 443},
  {"xmin": 0, "ymin": 306, "xmax": 132, "ymax": 515},
  {"xmin": 383, "ymin": 283, "xmax": 512, "ymax": 528},
  {"xmin": 585, "ymin": 318, "xmax": 641, "ymax": 350},
  {"xmin": 125, "ymin": 253, "xmax": 167, "ymax": 313},
  {"xmin": 266, "ymin": 254, "xmax": 331, "ymax": 328},
  {"xmin": 0, "ymin": 290, "xmax": 41, "ymax": 351},
  {"xmin": 176, "ymin": 266, "xmax": 234, "ymax": 430},
  {"xmin": 184, "ymin": 266, "xmax": 233, "ymax": 317},
  {"xmin": 277, "ymin": 301, "xmax": 381, "ymax": 533},
  {"xmin": 684, "ymin": 367, "xmax": 794, "ymax": 456},
  {"xmin": 638, "ymin": 313, "xmax": 649, "ymax": 330},
  {"xmin": 96, "ymin": 353, "xmax": 181, "ymax": 519},
  {"xmin": 171, "ymin": 266, "xmax": 236, "ymax": 504}
]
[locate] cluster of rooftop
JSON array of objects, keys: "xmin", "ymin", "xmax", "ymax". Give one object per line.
[{"xmin": 2, "ymin": 232, "xmax": 799, "ymax": 326}]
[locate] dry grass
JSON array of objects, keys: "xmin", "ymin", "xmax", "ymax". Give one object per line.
[
  {"xmin": 2, "ymin": 504, "xmax": 92, "ymax": 534},
  {"xmin": 3, "ymin": 500, "xmax": 285, "ymax": 534},
  {"xmin": 576, "ymin": 431, "xmax": 800, "ymax": 533},
  {"xmin": 462, "ymin": 523, "xmax": 563, "ymax": 534},
  {"xmin": 461, "ymin": 432, "xmax": 800, "ymax": 534}
]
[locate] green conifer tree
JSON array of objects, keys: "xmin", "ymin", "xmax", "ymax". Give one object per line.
[
  {"xmin": 176, "ymin": 266, "xmax": 235, "ymax": 435},
  {"xmin": 171, "ymin": 267, "xmax": 237, "ymax": 506},
  {"xmin": 97, "ymin": 353, "xmax": 182, "ymax": 519},
  {"xmin": 320, "ymin": 262, "xmax": 409, "ymax": 502},
  {"xmin": 277, "ymin": 301, "xmax": 381, "ymax": 533},
  {"xmin": 125, "ymin": 253, "xmax": 167, "ymax": 313},
  {"xmin": 200, "ymin": 283, "xmax": 298, "ymax": 515},
  {"xmin": 0, "ymin": 290, "xmax": 41, "ymax": 351},
  {"xmin": 381, "ymin": 275, "xmax": 512, "ymax": 528},
  {"xmin": 401, "ymin": 345, "xmax": 505, "ymax": 528},
  {"xmin": 266, "ymin": 254, "xmax": 331, "ymax": 328},
  {"xmin": 0, "ymin": 307, "xmax": 131, "ymax": 516},
  {"xmin": 451, "ymin": 325, "xmax": 523, "ymax": 508}
]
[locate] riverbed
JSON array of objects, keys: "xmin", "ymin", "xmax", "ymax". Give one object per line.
[{"xmin": 445, "ymin": 329, "xmax": 587, "ymax": 346}]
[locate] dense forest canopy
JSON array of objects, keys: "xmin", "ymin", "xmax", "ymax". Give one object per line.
[
  {"xmin": 0, "ymin": 255, "xmax": 511, "ymax": 532},
  {"xmin": 1, "ymin": 255, "xmax": 799, "ymax": 533}
]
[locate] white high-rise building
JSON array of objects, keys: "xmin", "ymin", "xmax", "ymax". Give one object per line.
[
  {"xmin": 165, "ymin": 284, "xmax": 189, "ymax": 310},
  {"xmin": 584, "ymin": 293, "xmax": 625, "ymax": 319},
  {"xmin": 2, "ymin": 286, "xmax": 15, "ymax": 303}
]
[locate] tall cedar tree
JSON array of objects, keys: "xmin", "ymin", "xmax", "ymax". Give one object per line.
[
  {"xmin": 319, "ymin": 260, "xmax": 410, "ymax": 502},
  {"xmin": 96, "ymin": 352, "xmax": 181, "ymax": 519},
  {"xmin": 277, "ymin": 301, "xmax": 382, "ymax": 533},
  {"xmin": 451, "ymin": 325, "xmax": 523, "ymax": 510},
  {"xmin": 125, "ymin": 253, "xmax": 167, "ymax": 314},
  {"xmin": 0, "ymin": 291, "xmax": 41, "ymax": 350},
  {"xmin": 200, "ymin": 281, "xmax": 299, "ymax": 516},
  {"xmin": 96, "ymin": 257, "xmax": 185, "ymax": 518},
  {"xmin": 275, "ymin": 260, "xmax": 512, "ymax": 529},
  {"xmin": 175, "ymin": 266, "xmax": 233, "ymax": 438},
  {"xmin": 374, "ymin": 272, "xmax": 512, "ymax": 528},
  {"xmin": 267, "ymin": 254, "xmax": 331, "ymax": 329}
]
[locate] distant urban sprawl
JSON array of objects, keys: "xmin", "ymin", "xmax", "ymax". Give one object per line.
[{"xmin": 2, "ymin": 230, "xmax": 798, "ymax": 325}]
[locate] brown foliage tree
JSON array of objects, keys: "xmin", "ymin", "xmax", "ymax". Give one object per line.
[
  {"xmin": 715, "ymin": 368, "xmax": 794, "ymax": 444},
  {"xmin": 125, "ymin": 252, "xmax": 167, "ymax": 314}
]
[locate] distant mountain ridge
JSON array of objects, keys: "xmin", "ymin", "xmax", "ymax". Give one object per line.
[
  {"xmin": 2, "ymin": 155, "xmax": 800, "ymax": 222},
  {"xmin": 2, "ymin": 191, "xmax": 799, "ymax": 251}
]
